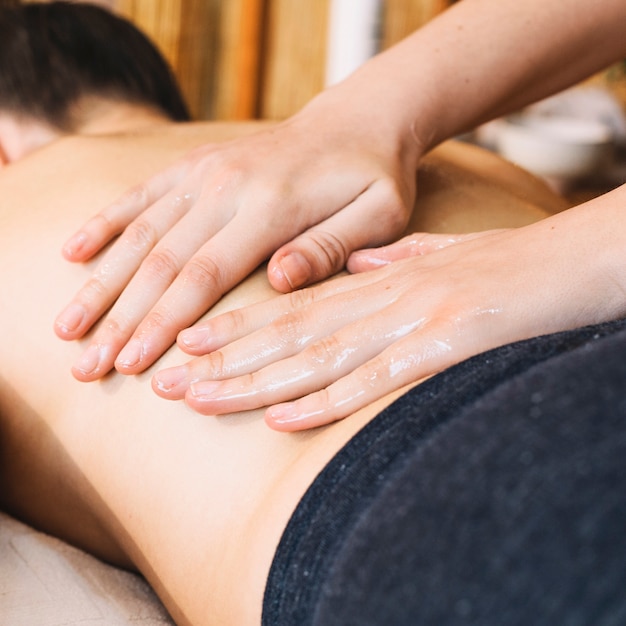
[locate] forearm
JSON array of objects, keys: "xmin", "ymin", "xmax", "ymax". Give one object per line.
[
  {"xmin": 556, "ymin": 184, "xmax": 626, "ymax": 326},
  {"xmin": 321, "ymin": 0, "xmax": 626, "ymax": 154}
]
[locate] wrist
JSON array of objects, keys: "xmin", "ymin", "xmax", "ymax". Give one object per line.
[
  {"xmin": 295, "ymin": 62, "xmax": 426, "ymax": 171},
  {"xmin": 541, "ymin": 186, "xmax": 626, "ymax": 325}
]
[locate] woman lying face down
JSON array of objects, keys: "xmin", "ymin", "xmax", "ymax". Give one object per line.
[
  {"xmin": 5, "ymin": 5, "xmax": 626, "ymax": 623},
  {"xmin": 0, "ymin": 111, "xmax": 571, "ymax": 625}
]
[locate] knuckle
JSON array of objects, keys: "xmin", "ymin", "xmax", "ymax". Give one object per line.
[
  {"xmin": 199, "ymin": 155, "xmax": 247, "ymax": 195},
  {"xmin": 203, "ymin": 307, "xmax": 252, "ymax": 349},
  {"xmin": 356, "ymin": 355, "xmax": 387, "ymax": 389},
  {"xmin": 142, "ymin": 307, "xmax": 179, "ymax": 334},
  {"xmin": 91, "ymin": 210, "xmax": 116, "ymax": 235},
  {"xmin": 285, "ymin": 286, "xmax": 317, "ymax": 311},
  {"xmin": 180, "ymin": 255, "xmax": 223, "ymax": 291},
  {"xmin": 141, "ymin": 248, "xmax": 181, "ymax": 284},
  {"xmin": 251, "ymin": 181, "xmax": 286, "ymax": 212},
  {"xmin": 306, "ymin": 386, "xmax": 333, "ymax": 413},
  {"xmin": 91, "ymin": 183, "xmax": 151, "ymax": 238},
  {"xmin": 186, "ymin": 144, "xmax": 222, "ymax": 168},
  {"xmin": 303, "ymin": 334, "xmax": 344, "ymax": 367},
  {"xmin": 191, "ymin": 350, "xmax": 226, "ymax": 379},
  {"xmin": 208, "ymin": 350, "xmax": 226, "ymax": 378},
  {"xmin": 316, "ymin": 387, "xmax": 332, "ymax": 409},
  {"xmin": 121, "ymin": 218, "xmax": 158, "ymax": 254},
  {"xmin": 211, "ymin": 307, "xmax": 246, "ymax": 339},
  {"xmin": 82, "ymin": 273, "xmax": 110, "ymax": 301},
  {"xmin": 123, "ymin": 182, "xmax": 150, "ymax": 211},
  {"xmin": 90, "ymin": 309, "xmax": 136, "ymax": 345},
  {"xmin": 310, "ymin": 231, "xmax": 349, "ymax": 275},
  {"xmin": 100, "ymin": 314, "xmax": 130, "ymax": 338},
  {"xmin": 268, "ymin": 311, "xmax": 304, "ymax": 348}
]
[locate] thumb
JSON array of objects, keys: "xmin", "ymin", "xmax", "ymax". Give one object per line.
[
  {"xmin": 267, "ymin": 180, "xmax": 411, "ymax": 292},
  {"xmin": 347, "ymin": 229, "xmax": 509, "ymax": 273},
  {"xmin": 268, "ymin": 230, "xmax": 348, "ymax": 292},
  {"xmin": 347, "ymin": 232, "xmax": 465, "ymax": 273}
]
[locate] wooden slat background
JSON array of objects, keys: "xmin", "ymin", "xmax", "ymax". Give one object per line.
[
  {"xmin": 14, "ymin": 1, "xmax": 625, "ymax": 121},
  {"xmin": 113, "ymin": 0, "xmax": 453, "ymax": 120}
]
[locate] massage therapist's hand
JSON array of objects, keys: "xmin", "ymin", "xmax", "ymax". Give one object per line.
[
  {"xmin": 151, "ymin": 202, "xmax": 626, "ymax": 431},
  {"xmin": 54, "ymin": 90, "xmax": 420, "ymax": 382}
]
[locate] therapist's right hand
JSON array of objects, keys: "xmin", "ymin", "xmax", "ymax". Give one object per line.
[{"xmin": 54, "ymin": 90, "xmax": 421, "ymax": 382}]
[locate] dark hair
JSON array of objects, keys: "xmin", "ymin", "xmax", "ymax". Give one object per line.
[{"xmin": 0, "ymin": 1, "xmax": 190, "ymax": 129}]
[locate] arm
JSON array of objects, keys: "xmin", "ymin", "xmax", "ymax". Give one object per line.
[
  {"xmin": 360, "ymin": 0, "xmax": 626, "ymax": 150},
  {"xmin": 56, "ymin": 0, "xmax": 626, "ymax": 381}
]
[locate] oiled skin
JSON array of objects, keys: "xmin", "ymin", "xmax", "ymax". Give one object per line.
[{"xmin": 0, "ymin": 121, "xmax": 564, "ymax": 625}]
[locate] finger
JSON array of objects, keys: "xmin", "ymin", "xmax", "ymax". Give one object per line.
[
  {"xmin": 267, "ymin": 177, "xmax": 410, "ymax": 292},
  {"xmin": 153, "ymin": 277, "xmax": 388, "ymax": 399},
  {"xmin": 68, "ymin": 198, "xmax": 242, "ymax": 381},
  {"xmin": 55, "ymin": 188, "xmax": 197, "ymax": 342},
  {"xmin": 69, "ymin": 179, "xmax": 381, "ymax": 381},
  {"xmin": 265, "ymin": 323, "xmax": 462, "ymax": 431},
  {"xmin": 176, "ymin": 267, "xmax": 377, "ymax": 355},
  {"xmin": 61, "ymin": 158, "xmax": 192, "ymax": 262},
  {"xmin": 120, "ymin": 241, "xmax": 381, "ymax": 374},
  {"xmin": 347, "ymin": 230, "xmax": 505, "ymax": 272},
  {"xmin": 111, "ymin": 211, "xmax": 291, "ymax": 375},
  {"xmin": 181, "ymin": 300, "xmax": 426, "ymax": 415}
]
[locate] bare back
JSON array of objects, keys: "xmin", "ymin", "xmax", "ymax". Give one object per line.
[{"xmin": 0, "ymin": 121, "xmax": 567, "ymax": 625}]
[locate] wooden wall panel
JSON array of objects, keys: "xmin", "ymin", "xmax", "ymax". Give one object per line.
[
  {"xmin": 33, "ymin": 0, "xmax": 455, "ymax": 121},
  {"xmin": 211, "ymin": 0, "xmax": 266, "ymax": 120},
  {"xmin": 260, "ymin": 0, "xmax": 330, "ymax": 119},
  {"xmin": 116, "ymin": 0, "xmax": 218, "ymax": 120},
  {"xmin": 258, "ymin": 0, "xmax": 454, "ymax": 120},
  {"xmin": 10, "ymin": 0, "xmax": 626, "ymax": 126},
  {"xmin": 382, "ymin": 0, "xmax": 451, "ymax": 49}
]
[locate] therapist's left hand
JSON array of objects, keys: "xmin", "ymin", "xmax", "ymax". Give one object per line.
[{"xmin": 151, "ymin": 215, "xmax": 623, "ymax": 431}]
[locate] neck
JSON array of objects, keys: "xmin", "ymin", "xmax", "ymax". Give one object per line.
[
  {"xmin": 73, "ymin": 98, "xmax": 172, "ymax": 135},
  {"xmin": 0, "ymin": 99, "xmax": 172, "ymax": 166},
  {"xmin": 0, "ymin": 114, "xmax": 60, "ymax": 165}
]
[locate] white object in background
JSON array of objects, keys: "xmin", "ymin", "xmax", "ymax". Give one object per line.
[
  {"xmin": 526, "ymin": 86, "xmax": 626, "ymax": 147},
  {"xmin": 325, "ymin": 0, "xmax": 383, "ymax": 87},
  {"xmin": 497, "ymin": 115, "xmax": 614, "ymax": 191}
]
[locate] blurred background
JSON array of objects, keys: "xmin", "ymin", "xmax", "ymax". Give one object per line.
[
  {"xmin": 95, "ymin": 0, "xmax": 458, "ymax": 121},
  {"xmin": 0, "ymin": 0, "xmax": 470, "ymax": 120},
  {"xmin": 89, "ymin": 0, "xmax": 463, "ymax": 122},
  {"xmin": 4, "ymin": 0, "xmax": 626, "ymax": 198}
]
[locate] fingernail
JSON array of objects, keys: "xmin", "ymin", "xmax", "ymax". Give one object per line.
[
  {"xmin": 153, "ymin": 365, "xmax": 188, "ymax": 396},
  {"xmin": 266, "ymin": 403, "xmax": 300, "ymax": 424},
  {"xmin": 189, "ymin": 380, "xmax": 220, "ymax": 400},
  {"xmin": 266, "ymin": 402, "xmax": 323, "ymax": 429},
  {"xmin": 55, "ymin": 303, "xmax": 86, "ymax": 335},
  {"xmin": 62, "ymin": 231, "xmax": 88, "ymax": 258},
  {"xmin": 116, "ymin": 339, "xmax": 145, "ymax": 370},
  {"xmin": 73, "ymin": 344, "xmax": 107, "ymax": 377},
  {"xmin": 179, "ymin": 326, "xmax": 211, "ymax": 351},
  {"xmin": 278, "ymin": 252, "xmax": 311, "ymax": 289}
]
